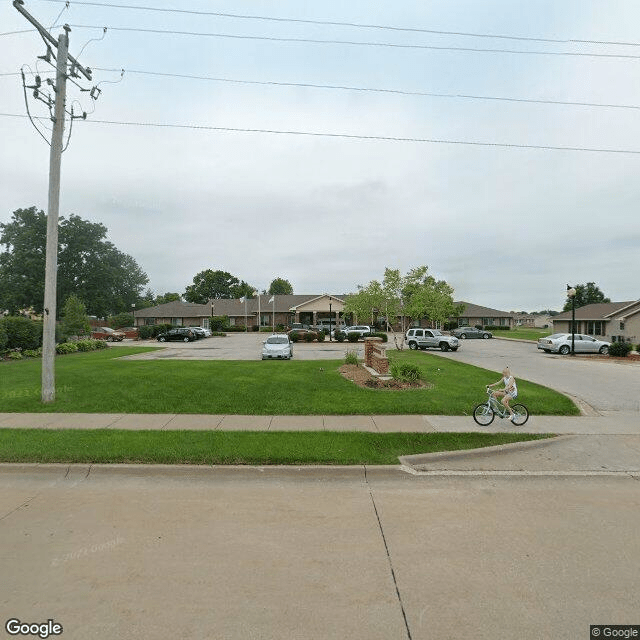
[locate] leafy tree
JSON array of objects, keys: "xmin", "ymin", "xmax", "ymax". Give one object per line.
[
  {"xmin": 563, "ymin": 282, "xmax": 611, "ymax": 312},
  {"xmin": 60, "ymin": 294, "xmax": 91, "ymax": 338},
  {"xmin": 108, "ymin": 313, "xmax": 135, "ymax": 328},
  {"xmin": 268, "ymin": 278, "xmax": 293, "ymax": 296},
  {"xmin": 0, "ymin": 207, "xmax": 149, "ymax": 318},
  {"xmin": 184, "ymin": 269, "xmax": 255, "ymax": 303},
  {"xmin": 155, "ymin": 292, "xmax": 181, "ymax": 305}
]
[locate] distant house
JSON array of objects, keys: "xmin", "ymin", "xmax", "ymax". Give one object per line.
[
  {"xmin": 552, "ymin": 301, "xmax": 640, "ymax": 343},
  {"xmin": 133, "ymin": 294, "xmax": 347, "ymax": 330},
  {"xmin": 512, "ymin": 313, "xmax": 536, "ymax": 328},
  {"xmin": 451, "ymin": 302, "xmax": 514, "ymax": 329}
]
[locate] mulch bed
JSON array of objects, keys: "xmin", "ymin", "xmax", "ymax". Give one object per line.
[{"xmin": 339, "ymin": 364, "xmax": 431, "ymax": 390}]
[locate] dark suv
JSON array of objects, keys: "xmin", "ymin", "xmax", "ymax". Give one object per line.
[{"xmin": 157, "ymin": 328, "xmax": 196, "ymax": 342}]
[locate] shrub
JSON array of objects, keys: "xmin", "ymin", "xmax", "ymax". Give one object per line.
[
  {"xmin": 370, "ymin": 332, "xmax": 388, "ymax": 342},
  {"xmin": 0, "ymin": 316, "xmax": 41, "ymax": 351},
  {"xmin": 108, "ymin": 313, "xmax": 135, "ymax": 329},
  {"xmin": 304, "ymin": 332, "xmax": 316, "ymax": 342},
  {"xmin": 335, "ymin": 331, "xmax": 346, "ymax": 343},
  {"xmin": 94, "ymin": 340, "xmax": 108, "ymax": 350},
  {"xmin": 347, "ymin": 332, "xmax": 360, "ymax": 343},
  {"xmin": 210, "ymin": 331, "xmax": 226, "ymax": 337},
  {"xmin": 316, "ymin": 330, "xmax": 326, "ymax": 342},
  {"xmin": 8, "ymin": 351, "xmax": 23, "ymax": 360},
  {"xmin": 344, "ymin": 350, "xmax": 358, "ymax": 365},
  {"xmin": 75, "ymin": 339, "xmax": 106, "ymax": 352},
  {"xmin": 23, "ymin": 348, "xmax": 42, "ymax": 358},
  {"xmin": 390, "ymin": 361, "xmax": 423, "ymax": 383},
  {"xmin": 484, "ymin": 325, "xmax": 510, "ymax": 331},
  {"xmin": 56, "ymin": 342, "xmax": 78, "ymax": 355},
  {"xmin": 210, "ymin": 316, "xmax": 228, "ymax": 331},
  {"xmin": 138, "ymin": 325, "xmax": 153, "ymax": 340},
  {"xmin": 289, "ymin": 332, "xmax": 300, "ymax": 343},
  {"xmin": 225, "ymin": 326, "xmax": 246, "ymax": 332},
  {"xmin": 608, "ymin": 341, "xmax": 632, "ymax": 357},
  {"xmin": 0, "ymin": 322, "xmax": 7, "ymax": 351}
]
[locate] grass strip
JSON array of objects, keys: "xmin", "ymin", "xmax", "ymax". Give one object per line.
[
  {"xmin": 0, "ymin": 429, "xmax": 553, "ymax": 465},
  {"xmin": 0, "ymin": 347, "xmax": 579, "ymax": 416}
]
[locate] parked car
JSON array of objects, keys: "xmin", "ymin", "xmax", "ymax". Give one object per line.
[
  {"xmin": 405, "ymin": 328, "xmax": 459, "ymax": 352},
  {"xmin": 187, "ymin": 327, "xmax": 207, "ymax": 339},
  {"xmin": 339, "ymin": 325, "xmax": 372, "ymax": 339},
  {"xmin": 156, "ymin": 328, "xmax": 196, "ymax": 342},
  {"xmin": 91, "ymin": 327, "xmax": 125, "ymax": 342},
  {"xmin": 315, "ymin": 320, "xmax": 344, "ymax": 333},
  {"xmin": 537, "ymin": 333, "xmax": 610, "ymax": 355},
  {"xmin": 119, "ymin": 327, "xmax": 139, "ymax": 339},
  {"xmin": 452, "ymin": 327, "xmax": 493, "ymax": 340},
  {"xmin": 287, "ymin": 328, "xmax": 317, "ymax": 340},
  {"xmin": 262, "ymin": 334, "xmax": 293, "ymax": 360},
  {"xmin": 290, "ymin": 322, "xmax": 312, "ymax": 330}
]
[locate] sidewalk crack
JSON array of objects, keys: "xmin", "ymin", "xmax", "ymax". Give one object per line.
[{"xmin": 364, "ymin": 465, "xmax": 413, "ymax": 640}]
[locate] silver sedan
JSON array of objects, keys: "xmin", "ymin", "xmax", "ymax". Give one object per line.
[{"xmin": 537, "ymin": 333, "xmax": 610, "ymax": 355}]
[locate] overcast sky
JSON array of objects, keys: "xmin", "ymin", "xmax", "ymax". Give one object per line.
[{"xmin": 1, "ymin": 0, "xmax": 639, "ymax": 312}]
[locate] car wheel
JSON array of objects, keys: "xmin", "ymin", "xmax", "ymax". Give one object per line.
[
  {"xmin": 183, "ymin": 337, "xmax": 189, "ymax": 343},
  {"xmin": 460, "ymin": 333, "xmax": 467, "ymax": 339},
  {"xmin": 440, "ymin": 342, "xmax": 449, "ymax": 352},
  {"xmin": 599, "ymin": 345, "xmax": 609, "ymax": 355},
  {"xmin": 559, "ymin": 345, "xmax": 570, "ymax": 355},
  {"xmin": 158, "ymin": 336, "xmax": 166, "ymax": 342},
  {"xmin": 408, "ymin": 341, "xmax": 418, "ymax": 350},
  {"xmin": 483, "ymin": 333, "xmax": 490, "ymax": 339},
  {"xmin": 450, "ymin": 347, "xmax": 458, "ymax": 352}
]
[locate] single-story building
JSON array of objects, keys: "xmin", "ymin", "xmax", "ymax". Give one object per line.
[
  {"xmin": 451, "ymin": 302, "xmax": 515, "ymax": 329},
  {"xmin": 133, "ymin": 295, "xmax": 347, "ymax": 330},
  {"xmin": 551, "ymin": 301, "xmax": 640, "ymax": 344}
]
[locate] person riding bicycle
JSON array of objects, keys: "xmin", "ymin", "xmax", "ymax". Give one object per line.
[{"xmin": 487, "ymin": 367, "xmax": 518, "ymax": 422}]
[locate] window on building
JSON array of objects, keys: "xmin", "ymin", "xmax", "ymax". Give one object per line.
[
  {"xmin": 144, "ymin": 318, "xmax": 155, "ymax": 326},
  {"xmin": 500, "ymin": 318, "xmax": 506, "ymax": 326},
  {"xmin": 458, "ymin": 318, "xmax": 469, "ymax": 326},
  {"xmin": 620, "ymin": 321, "xmax": 625, "ymax": 331},
  {"xmin": 171, "ymin": 318, "xmax": 182, "ymax": 326},
  {"xmin": 203, "ymin": 318, "xmax": 210, "ymax": 330}
]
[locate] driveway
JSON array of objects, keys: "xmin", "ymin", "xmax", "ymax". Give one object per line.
[{"xmin": 428, "ymin": 338, "xmax": 640, "ymax": 413}]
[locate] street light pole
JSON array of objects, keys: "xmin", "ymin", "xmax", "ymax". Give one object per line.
[
  {"xmin": 329, "ymin": 297, "xmax": 333, "ymax": 342},
  {"xmin": 567, "ymin": 285, "xmax": 576, "ymax": 356}
]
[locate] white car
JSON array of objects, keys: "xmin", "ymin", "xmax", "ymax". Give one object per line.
[
  {"xmin": 537, "ymin": 333, "xmax": 610, "ymax": 355},
  {"xmin": 405, "ymin": 328, "xmax": 459, "ymax": 352},
  {"xmin": 261, "ymin": 334, "xmax": 293, "ymax": 360}
]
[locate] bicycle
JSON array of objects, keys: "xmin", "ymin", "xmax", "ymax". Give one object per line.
[{"xmin": 473, "ymin": 387, "xmax": 529, "ymax": 426}]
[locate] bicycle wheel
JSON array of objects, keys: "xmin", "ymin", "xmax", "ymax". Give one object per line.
[
  {"xmin": 511, "ymin": 404, "xmax": 529, "ymax": 426},
  {"xmin": 473, "ymin": 403, "xmax": 495, "ymax": 426}
]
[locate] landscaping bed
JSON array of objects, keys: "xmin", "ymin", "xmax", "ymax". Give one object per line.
[{"xmin": 339, "ymin": 364, "xmax": 431, "ymax": 390}]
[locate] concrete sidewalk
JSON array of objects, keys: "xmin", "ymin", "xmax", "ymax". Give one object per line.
[{"xmin": 0, "ymin": 410, "xmax": 639, "ymax": 434}]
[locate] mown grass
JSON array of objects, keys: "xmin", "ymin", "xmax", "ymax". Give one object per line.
[
  {"xmin": 0, "ymin": 429, "xmax": 553, "ymax": 465},
  {"xmin": 493, "ymin": 328, "xmax": 552, "ymax": 341},
  {"xmin": 0, "ymin": 346, "xmax": 579, "ymax": 415}
]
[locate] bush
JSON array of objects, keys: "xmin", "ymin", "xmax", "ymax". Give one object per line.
[
  {"xmin": 347, "ymin": 332, "xmax": 360, "ymax": 343},
  {"xmin": 225, "ymin": 326, "xmax": 246, "ymax": 332},
  {"xmin": 608, "ymin": 341, "xmax": 632, "ymax": 357},
  {"xmin": 344, "ymin": 350, "xmax": 358, "ymax": 365},
  {"xmin": 210, "ymin": 331, "xmax": 226, "ymax": 337},
  {"xmin": 304, "ymin": 332, "xmax": 316, "ymax": 342},
  {"xmin": 210, "ymin": 316, "xmax": 228, "ymax": 331},
  {"xmin": 56, "ymin": 342, "xmax": 78, "ymax": 355},
  {"xmin": 369, "ymin": 332, "xmax": 388, "ymax": 342},
  {"xmin": 23, "ymin": 348, "xmax": 42, "ymax": 358},
  {"xmin": 483, "ymin": 325, "xmax": 509, "ymax": 331},
  {"xmin": 316, "ymin": 330, "xmax": 326, "ymax": 342},
  {"xmin": 390, "ymin": 361, "xmax": 423, "ymax": 383},
  {"xmin": 94, "ymin": 340, "xmax": 108, "ymax": 350},
  {"xmin": 108, "ymin": 313, "xmax": 135, "ymax": 329},
  {"xmin": 75, "ymin": 339, "xmax": 106, "ymax": 352},
  {"xmin": 0, "ymin": 322, "xmax": 7, "ymax": 351},
  {"xmin": 0, "ymin": 316, "xmax": 41, "ymax": 351},
  {"xmin": 289, "ymin": 332, "xmax": 300, "ymax": 343},
  {"xmin": 138, "ymin": 325, "xmax": 153, "ymax": 340},
  {"xmin": 335, "ymin": 331, "xmax": 346, "ymax": 343},
  {"xmin": 8, "ymin": 351, "xmax": 23, "ymax": 360}
]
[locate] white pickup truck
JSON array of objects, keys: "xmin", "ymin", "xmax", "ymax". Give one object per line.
[{"xmin": 404, "ymin": 328, "xmax": 459, "ymax": 352}]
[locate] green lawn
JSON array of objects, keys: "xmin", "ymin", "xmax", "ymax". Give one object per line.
[
  {"xmin": 0, "ymin": 347, "xmax": 579, "ymax": 416},
  {"xmin": 492, "ymin": 328, "xmax": 552, "ymax": 341},
  {"xmin": 0, "ymin": 429, "xmax": 553, "ymax": 465}
]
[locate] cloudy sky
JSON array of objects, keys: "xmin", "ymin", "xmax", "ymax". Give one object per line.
[{"xmin": 1, "ymin": 0, "xmax": 639, "ymax": 312}]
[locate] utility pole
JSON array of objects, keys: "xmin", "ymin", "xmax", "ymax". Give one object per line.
[{"xmin": 13, "ymin": 0, "xmax": 92, "ymax": 403}]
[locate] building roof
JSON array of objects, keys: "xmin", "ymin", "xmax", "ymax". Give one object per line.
[
  {"xmin": 454, "ymin": 302, "xmax": 513, "ymax": 318},
  {"xmin": 553, "ymin": 301, "xmax": 637, "ymax": 321},
  {"xmin": 134, "ymin": 300, "xmax": 211, "ymax": 318}
]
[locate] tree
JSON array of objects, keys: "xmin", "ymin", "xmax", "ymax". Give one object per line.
[
  {"xmin": 563, "ymin": 282, "xmax": 611, "ymax": 312},
  {"xmin": 0, "ymin": 207, "xmax": 149, "ymax": 318},
  {"xmin": 184, "ymin": 269, "xmax": 255, "ymax": 303},
  {"xmin": 60, "ymin": 294, "xmax": 91, "ymax": 338},
  {"xmin": 268, "ymin": 278, "xmax": 293, "ymax": 296},
  {"xmin": 155, "ymin": 292, "xmax": 181, "ymax": 305},
  {"xmin": 108, "ymin": 313, "xmax": 135, "ymax": 328}
]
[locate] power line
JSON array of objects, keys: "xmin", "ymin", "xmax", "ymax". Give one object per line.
[
  {"xmin": 2, "ymin": 112, "xmax": 639, "ymax": 155},
  {"xmin": 92, "ymin": 67, "xmax": 640, "ymax": 112},
  {"xmin": 5, "ymin": 66, "xmax": 640, "ymax": 112},
  {"xmin": 60, "ymin": 25, "xmax": 640, "ymax": 60},
  {"xmin": 33, "ymin": 0, "xmax": 640, "ymax": 47}
]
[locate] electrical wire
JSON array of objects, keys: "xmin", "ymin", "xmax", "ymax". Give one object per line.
[
  {"xmin": 91, "ymin": 66, "xmax": 640, "ymax": 112},
  {"xmin": 33, "ymin": 0, "xmax": 640, "ymax": 47},
  {"xmin": 63, "ymin": 25, "xmax": 640, "ymax": 60},
  {"xmin": 1, "ymin": 111, "xmax": 639, "ymax": 155},
  {"xmin": 19, "ymin": 68, "xmax": 51, "ymax": 145}
]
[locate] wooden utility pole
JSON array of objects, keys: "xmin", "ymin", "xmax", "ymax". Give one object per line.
[{"xmin": 13, "ymin": 0, "xmax": 92, "ymax": 403}]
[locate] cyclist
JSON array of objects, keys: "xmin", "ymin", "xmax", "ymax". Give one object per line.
[{"xmin": 487, "ymin": 367, "xmax": 518, "ymax": 422}]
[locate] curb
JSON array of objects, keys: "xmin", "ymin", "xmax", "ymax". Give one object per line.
[{"xmin": 398, "ymin": 434, "xmax": 569, "ymax": 469}]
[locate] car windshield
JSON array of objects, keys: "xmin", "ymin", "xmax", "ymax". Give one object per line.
[
  {"xmin": 546, "ymin": 334, "xmax": 566, "ymax": 340},
  {"xmin": 267, "ymin": 337, "xmax": 288, "ymax": 344},
  {"xmin": 431, "ymin": 330, "xmax": 443, "ymax": 335}
]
